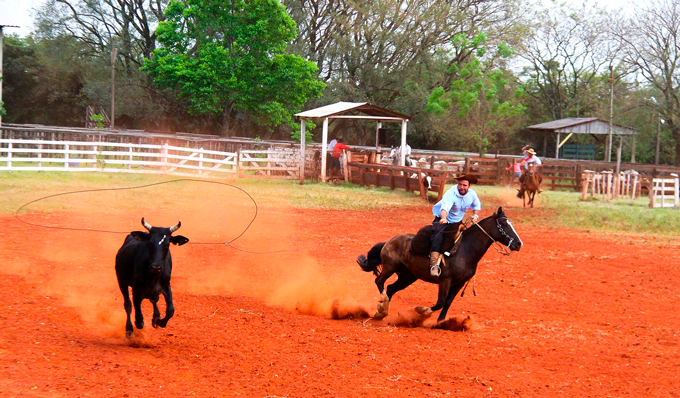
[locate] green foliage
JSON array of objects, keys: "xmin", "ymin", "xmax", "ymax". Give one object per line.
[
  {"xmin": 290, "ymin": 120, "xmax": 316, "ymax": 143},
  {"xmin": 144, "ymin": 0, "xmax": 325, "ymax": 134},
  {"xmin": 90, "ymin": 114, "xmax": 105, "ymax": 128},
  {"xmin": 427, "ymin": 32, "xmax": 526, "ymax": 154}
]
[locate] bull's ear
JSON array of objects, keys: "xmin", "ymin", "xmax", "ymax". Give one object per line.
[
  {"xmin": 170, "ymin": 235, "xmax": 189, "ymax": 246},
  {"xmin": 130, "ymin": 231, "xmax": 150, "ymax": 241}
]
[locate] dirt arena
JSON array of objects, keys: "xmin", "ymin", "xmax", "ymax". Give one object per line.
[{"xmin": 1, "ymin": 181, "xmax": 679, "ymax": 397}]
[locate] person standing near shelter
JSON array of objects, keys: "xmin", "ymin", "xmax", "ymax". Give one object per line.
[
  {"xmin": 429, "ymin": 174, "xmax": 481, "ymax": 277},
  {"xmin": 330, "ymin": 138, "xmax": 350, "ymax": 177},
  {"xmin": 506, "ymin": 159, "xmax": 525, "ymax": 188}
]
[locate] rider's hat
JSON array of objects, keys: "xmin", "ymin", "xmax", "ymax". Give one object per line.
[
  {"xmin": 457, "ymin": 174, "xmax": 478, "ymax": 184},
  {"xmin": 527, "ymin": 148, "xmax": 536, "ymax": 155}
]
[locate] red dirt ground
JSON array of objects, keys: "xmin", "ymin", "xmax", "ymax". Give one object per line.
[{"xmin": 1, "ymin": 184, "xmax": 679, "ymax": 397}]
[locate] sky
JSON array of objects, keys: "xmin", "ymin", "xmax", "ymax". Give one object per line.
[{"xmin": 0, "ymin": 0, "xmax": 645, "ymax": 37}]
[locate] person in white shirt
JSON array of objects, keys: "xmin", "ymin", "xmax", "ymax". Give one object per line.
[{"xmin": 518, "ymin": 148, "xmax": 543, "ymax": 194}]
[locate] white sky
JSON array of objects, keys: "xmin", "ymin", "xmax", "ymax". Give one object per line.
[{"xmin": 1, "ymin": 0, "xmax": 647, "ymax": 38}]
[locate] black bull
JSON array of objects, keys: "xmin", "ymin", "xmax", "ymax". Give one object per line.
[
  {"xmin": 357, "ymin": 207, "xmax": 522, "ymax": 322},
  {"xmin": 115, "ymin": 218, "xmax": 189, "ymax": 338}
]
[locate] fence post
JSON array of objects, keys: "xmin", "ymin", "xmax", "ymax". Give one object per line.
[
  {"xmin": 675, "ymin": 176, "xmax": 680, "ymax": 207},
  {"xmin": 342, "ymin": 151, "xmax": 349, "ymax": 181},
  {"xmin": 649, "ymin": 178, "xmax": 656, "ymax": 208},
  {"xmin": 65, "ymin": 144, "xmax": 70, "ymax": 169},
  {"xmin": 236, "ymin": 146, "xmax": 241, "ymax": 178},
  {"xmin": 6, "ymin": 142, "xmax": 12, "ymax": 168},
  {"xmin": 128, "ymin": 146, "xmax": 132, "ymax": 170},
  {"xmin": 199, "ymin": 147, "xmax": 204, "ymax": 175},
  {"xmin": 160, "ymin": 142, "xmax": 168, "ymax": 173},
  {"xmin": 581, "ymin": 170, "xmax": 591, "ymax": 201}
]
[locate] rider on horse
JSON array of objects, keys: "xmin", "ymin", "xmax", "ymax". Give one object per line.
[
  {"xmin": 518, "ymin": 146, "xmax": 543, "ymax": 195},
  {"xmin": 429, "ymin": 174, "xmax": 481, "ymax": 277}
]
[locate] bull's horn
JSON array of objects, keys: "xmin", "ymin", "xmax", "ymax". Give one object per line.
[
  {"xmin": 169, "ymin": 221, "xmax": 181, "ymax": 233},
  {"xmin": 141, "ymin": 217, "xmax": 152, "ymax": 231}
]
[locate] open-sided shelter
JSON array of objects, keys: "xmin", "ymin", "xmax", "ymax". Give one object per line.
[
  {"xmin": 295, "ymin": 102, "xmax": 412, "ymax": 183},
  {"xmin": 527, "ymin": 118, "xmax": 638, "ymax": 161}
]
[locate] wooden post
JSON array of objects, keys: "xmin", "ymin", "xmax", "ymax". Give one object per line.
[
  {"xmin": 6, "ymin": 142, "xmax": 11, "ymax": 168},
  {"xmin": 418, "ymin": 169, "xmax": 426, "ymax": 199},
  {"xmin": 389, "ymin": 169, "xmax": 395, "ymax": 190},
  {"xmin": 321, "ymin": 118, "xmax": 328, "ymax": 182},
  {"xmin": 65, "ymin": 144, "xmax": 70, "ymax": 169},
  {"xmin": 199, "ymin": 147, "xmax": 204, "ymax": 175},
  {"xmin": 299, "ymin": 118, "xmax": 306, "ymax": 185},
  {"xmin": 236, "ymin": 146, "xmax": 241, "ymax": 178},
  {"xmin": 631, "ymin": 174, "xmax": 638, "ymax": 201},
  {"xmin": 359, "ymin": 166, "xmax": 365, "ymax": 186},
  {"xmin": 342, "ymin": 151, "xmax": 349, "ymax": 181},
  {"xmin": 128, "ymin": 146, "xmax": 132, "ymax": 170},
  {"xmin": 649, "ymin": 178, "xmax": 655, "ymax": 208},
  {"xmin": 581, "ymin": 171, "xmax": 591, "ymax": 201}
]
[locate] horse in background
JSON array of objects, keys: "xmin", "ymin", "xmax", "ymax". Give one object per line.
[
  {"xmin": 357, "ymin": 207, "xmax": 522, "ymax": 323},
  {"xmin": 518, "ymin": 163, "xmax": 540, "ymax": 208}
]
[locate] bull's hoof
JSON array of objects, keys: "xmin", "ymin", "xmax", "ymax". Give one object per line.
[
  {"xmin": 152, "ymin": 318, "xmax": 159, "ymax": 328},
  {"xmin": 155, "ymin": 318, "xmax": 168, "ymax": 328},
  {"xmin": 415, "ymin": 306, "xmax": 433, "ymax": 316},
  {"xmin": 135, "ymin": 321, "xmax": 144, "ymax": 330},
  {"xmin": 125, "ymin": 330, "xmax": 134, "ymax": 339}
]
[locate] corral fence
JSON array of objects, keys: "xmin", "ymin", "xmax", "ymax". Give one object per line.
[
  {"xmin": 3, "ymin": 124, "xmax": 680, "ymax": 199},
  {"xmin": 0, "ymin": 138, "xmax": 316, "ymax": 179}
]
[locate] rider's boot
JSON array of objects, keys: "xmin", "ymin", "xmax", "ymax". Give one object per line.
[
  {"xmin": 538, "ymin": 187, "xmax": 544, "ymax": 193},
  {"xmin": 429, "ymin": 252, "xmax": 441, "ymax": 277}
]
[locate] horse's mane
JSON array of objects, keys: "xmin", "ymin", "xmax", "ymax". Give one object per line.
[{"xmin": 461, "ymin": 214, "xmax": 497, "ymax": 237}]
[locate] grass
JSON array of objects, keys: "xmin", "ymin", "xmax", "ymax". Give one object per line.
[
  {"xmin": 0, "ymin": 172, "xmax": 426, "ymax": 215},
  {"xmin": 1, "ymin": 172, "xmax": 678, "ymax": 237}
]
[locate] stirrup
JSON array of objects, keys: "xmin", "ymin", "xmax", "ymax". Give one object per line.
[{"xmin": 430, "ymin": 265, "xmax": 441, "ymax": 277}]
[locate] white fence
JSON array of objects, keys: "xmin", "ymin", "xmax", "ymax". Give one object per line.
[
  {"xmin": 649, "ymin": 177, "xmax": 679, "ymax": 208},
  {"xmin": 0, "ymin": 138, "xmax": 306, "ymax": 179}
]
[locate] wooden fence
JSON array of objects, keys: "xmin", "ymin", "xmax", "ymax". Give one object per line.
[{"xmin": 0, "ymin": 138, "xmax": 310, "ymax": 179}]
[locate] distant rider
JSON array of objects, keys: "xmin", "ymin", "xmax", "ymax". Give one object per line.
[
  {"xmin": 429, "ymin": 174, "xmax": 481, "ymax": 277},
  {"xmin": 518, "ymin": 147, "xmax": 543, "ymax": 194}
]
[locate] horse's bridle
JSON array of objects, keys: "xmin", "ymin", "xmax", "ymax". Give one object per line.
[{"xmin": 470, "ymin": 217, "xmax": 516, "ymax": 256}]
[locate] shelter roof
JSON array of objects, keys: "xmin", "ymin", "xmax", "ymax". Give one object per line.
[
  {"xmin": 295, "ymin": 102, "xmax": 411, "ymax": 120},
  {"xmin": 0, "ymin": 5, "xmax": 20, "ymax": 27},
  {"xmin": 527, "ymin": 117, "xmax": 637, "ymax": 135}
]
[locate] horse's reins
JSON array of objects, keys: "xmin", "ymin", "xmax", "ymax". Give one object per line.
[{"xmin": 468, "ymin": 217, "xmax": 515, "ymax": 256}]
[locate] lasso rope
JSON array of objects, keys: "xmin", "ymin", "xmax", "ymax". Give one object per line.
[{"xmin": 14, "ymin": 178, "xmax": 427, "ymax": 254}]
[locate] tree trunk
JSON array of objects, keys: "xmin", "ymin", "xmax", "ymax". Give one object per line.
[
  {"xmin": 221, "ymin": 102, "xmax": 235, "ymax": 137},
  {"xmin": 673, "ymin": 123, "xmax": 680, "ymax": 166}
]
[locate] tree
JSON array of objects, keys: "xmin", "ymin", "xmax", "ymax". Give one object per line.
[
  {"xmin": 35, "ymin": 0, "xmax": 167, "ymax": 70},
  {"xmin": 3, "ymin": 35, "xmax": 85, "ymax": 126},
  {"xmin": 612, "ymin": 0, "xmax": 680, "ymax": 165},
  {"xmin": 284, "ymin": 0, "xmax": 528, "ymax": 148},
  {"xmin": 144, "ymin": 0, "xmax": 325, "ymax": 136},
  {"xmin": 427, "ymin": 33, "xmax": 526, "ymax": 155},
  {"xmin": 517, "ymin": 3, "xmax": 612, "ymax": 121}
]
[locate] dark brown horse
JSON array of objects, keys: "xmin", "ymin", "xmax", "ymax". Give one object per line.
[
  {"xmin": 357, "ymin": 207, "xmax": 522, "ymax": 323},
  {"xmin": 518, "ymin": 163, "xmax": 540, "ymax": 208}
]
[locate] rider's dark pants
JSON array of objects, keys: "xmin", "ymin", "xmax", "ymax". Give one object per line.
[{"xmin": 431, "ymin": 217, "xmax": 461, "ymax": 253}]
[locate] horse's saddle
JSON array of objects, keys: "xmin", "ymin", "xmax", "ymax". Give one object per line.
[{"xmin": 409, "ymin": 223, "xmax": 464, "ymax": 257}]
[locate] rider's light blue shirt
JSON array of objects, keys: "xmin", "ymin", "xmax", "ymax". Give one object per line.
[{"xmin": 432, "ymin": 185, "xmax": 481, "ymax": 223}]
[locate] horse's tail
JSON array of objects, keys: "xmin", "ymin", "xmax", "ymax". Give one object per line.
[{"xmin": 357, "ymin": 242, "xmax": 385, "ymax": 276}]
